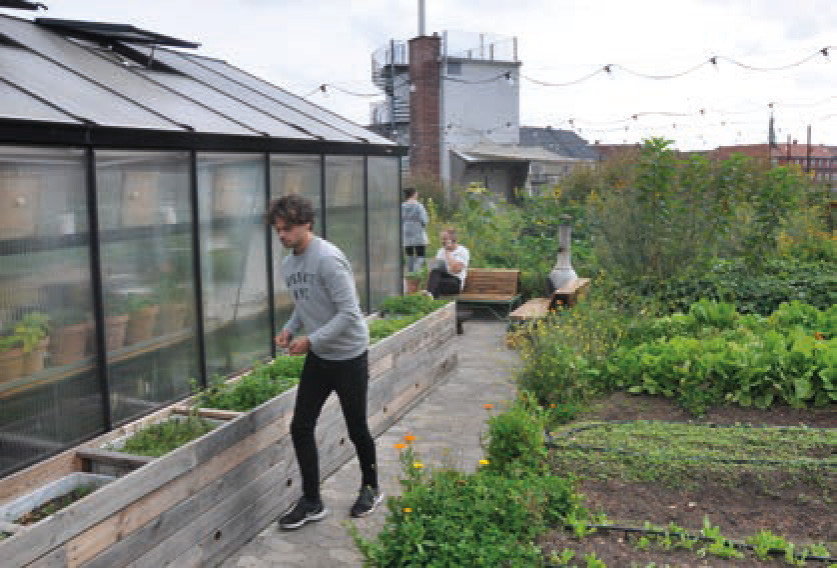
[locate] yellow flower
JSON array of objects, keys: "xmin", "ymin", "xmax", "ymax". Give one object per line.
[
  {"xmin": 413, "ymin": 462, "xmax": 424, "ymax": 469},
  {"xmin": 403, "ymin": 507, "xmax": 412, "ymax": 513},
  {"xmin": 479, "ymin": 459, "xmax": 489, "ymax": 466},
  {"xmin": 550, "ymin": 403, "xmax": 556, "ymax": 409},
  {"xmin": 394, "ymin": 443, "xmax": 406, "ymax": 450}
]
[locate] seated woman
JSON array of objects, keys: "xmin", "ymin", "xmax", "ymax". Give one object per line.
[{"xmin": 425, "ymin": 228, "xmax": 469, "ymax": 298}]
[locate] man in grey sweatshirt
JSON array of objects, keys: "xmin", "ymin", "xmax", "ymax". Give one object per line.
[{"xmin": 267, "ymin": 195, "xmax": 381, "ymax": 530}]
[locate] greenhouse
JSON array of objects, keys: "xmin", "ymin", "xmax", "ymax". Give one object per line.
[{"xmin": 0, "ymin": 13, "xmax": 404, "ymax": 478}]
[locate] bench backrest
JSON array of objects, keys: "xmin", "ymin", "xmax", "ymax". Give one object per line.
[{"xmin": 461, "ymin": 268, "xmax": 520, "ymax": 297}]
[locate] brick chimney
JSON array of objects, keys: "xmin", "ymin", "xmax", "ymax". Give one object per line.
[{"xmin": 408, "ymin": 34, "xmax": 441, "ymax": 180}]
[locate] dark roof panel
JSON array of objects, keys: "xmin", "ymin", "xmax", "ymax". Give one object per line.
[
  {"xmin": 0, "ymin": 16, "xmax": 255, "ymax": 135},
  {"xmin": 139, "ymin": 70, "xmax": 313, "ymax": 139},
  {"xmin": 132, "ymin": 46, "xmax": 361, "ymax": 142},
  {"xmin": 0, "ymin": 79, "xmax": 79, "ymax": 122},
  {"xmin": 35, "ymin": 18, "xmax": 200, "ymax": 48},
  {"xmin": 189, "ymin": 54, "xmax": 393, "ymax": 145},
  {"xmin": 0, "ymin": 14, "xmax": 396, "ymax": 149},
  {"xmin": 0, "ymin": 45, "xmax": 178, "ymax": 128},
  {"xmin": 519, "ymin": 127, "xmax": 600, "ymax": 160}
]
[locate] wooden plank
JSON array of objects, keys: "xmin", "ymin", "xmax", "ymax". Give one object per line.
[
  {"xmin": 79, "ymin": 436, "xmax": 295, "ymax": 568},
  {"xmin": 123, "ymin": 443, "xmax": 305, "ymax": 568},
  {"xmin": 509, "ymin": 298, "xmax": 551, "ymax": 322},
  {"xmin": 64, "ymin": 411, "xmax": 290, "ymax": 567},
  {"xmin": 76, "ymin": 449, "xmax": 154, "ymax": 472},
  {"xmin": 170, "ymin": 405, "xmax": 244, "ymax": 421}
]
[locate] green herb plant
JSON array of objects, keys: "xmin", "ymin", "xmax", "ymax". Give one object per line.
[
  {"xmin": 116, "ymin": 416, "xmax": 216, "ymax": 458},
  {"xmin": 192, "ymin": 355, "xmax": 304, "ymax": 412}
]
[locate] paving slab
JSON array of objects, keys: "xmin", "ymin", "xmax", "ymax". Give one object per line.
[{"xmin": 219, "ymin": 320, "xmax": 519, "ymax": 567}]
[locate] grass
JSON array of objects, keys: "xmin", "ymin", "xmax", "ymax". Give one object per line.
[
  {"xmin": 548, "ymin": 420, "xmax": 836, "ymax": 495},
  {"xmin": 550, "ymin": 421, "xmax": 837, "ymax": 464}
]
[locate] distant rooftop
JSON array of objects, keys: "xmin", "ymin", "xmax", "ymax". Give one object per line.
[{"xmin": 519, "ymin": 127, "xmax": 600, "ymax": 160}]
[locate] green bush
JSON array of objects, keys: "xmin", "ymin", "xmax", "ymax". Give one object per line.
[
  {"xmin": 353, "ymin": 450, "xmax": 581, "ymax": 567},
  {"xmin": 605, "ymin": 301, "xmax": 836, "ymax": 414},
  {"xmin": 483, "ymin": 393, "xmax": 549, "ymax": 477},
  {"xmin": 368, "ymin": 314, "xmax": 423, "ymax": 343},
  {"xmin": 193, "ymin": 355, "xmax": 303, "ymax": 411},
  {"xmin": 518, "ymin": 299, "xmax": 836, "ymax": 416},
  {"xmin": 639, "ymin": 257, "xmax": 836, "ymax": 316},
  {"xmin": 377, "ymin": 295, "xmax": 447, "ymax": 316},
  {"xmin": 117, "ymin": 416, "xmax": 216, "ymax": 457}
]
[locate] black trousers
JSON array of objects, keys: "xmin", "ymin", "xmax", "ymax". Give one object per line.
[
  {"xmin": 290, "ymin": 350, "xmax": 377, "ymax": 501},
  {"xmin": 426, "ymin": 268, "xmax": 461, "ymax": 298}
]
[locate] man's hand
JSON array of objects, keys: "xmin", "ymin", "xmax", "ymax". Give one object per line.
[
  {"xmin": 288, "ymin": 336, "xmax": 311, "ymax": 356},
  {"xmin": 275, "ymin": 330, "xmax": 292, "ymax": 349}
]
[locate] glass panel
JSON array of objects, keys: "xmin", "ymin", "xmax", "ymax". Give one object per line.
[
  {"xmin": 186, "ymin": 53, "xmax": 395, "ymax": 145},
  {"xmin": 198, "ymin": 153, "xmax": 270, "ymax": 378},
  {"xmin": 144, "ymin": 72, "xmax": 311, "ymax": 139},
  {"xmin": 368, "ymin": 156, "xmax": 402, "ymax": 309},
  {"xmin": 0, "ymin": 146, "xmax": 102, "ymax": 479},
  {"xmin": 0, "ymin": 18, "xmax": 250, "ymax": 135},
  {"xmin": 0, "ymin": 47, "xmax": 176, "ymax": 130},
  {"xmin": 95, "ymin": 150, "xmax": 199, "ymax": 425},
  {"xmin": 132, "ymin": 47, "xmax": 357, "ymax": 142},
  {"xmin": 0, "ymin": 77, "xmax": 79, "ymax": 123},
  {"xmin": 325, "ymin": 156, "xmax": 368, "ymax": 311},
  {"xmin": 269, "ymin": 154, "xmax": 322, "ymax": 333}
]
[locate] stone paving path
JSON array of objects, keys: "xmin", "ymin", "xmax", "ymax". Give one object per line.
[{"xmin": 220, "ymin": 320, "xmax": 519, "ymax": 567}]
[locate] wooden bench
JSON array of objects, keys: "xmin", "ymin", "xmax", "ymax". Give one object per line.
[
  {"xmin": 508, "ymin": 277, "xmax": 591, "ymax": 327},
  {"xmin": 436, "ymin": 268, "xmax": 522, "ymax": 321}
]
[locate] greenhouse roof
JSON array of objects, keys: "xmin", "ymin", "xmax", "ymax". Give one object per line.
[{"xmin": 0, "ymin": 14, "xmax": 396, "ymax": 150}]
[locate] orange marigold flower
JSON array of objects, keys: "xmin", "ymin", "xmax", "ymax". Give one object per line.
[
  {"xmin": 404, "ymin": 434, "xmax": 416, "ymax": 443},
  {"xmin": 814, "ymin": 332, "xmax": 824, "ymax": 340},
  {"xmin": 394, "ymin": 443, "xmax": 406, "ymax": 450},
  {"xmin": 483, "ymin": 403, "xmax": 494, "ymax": 410}
]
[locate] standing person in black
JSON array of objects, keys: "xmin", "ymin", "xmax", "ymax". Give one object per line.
[
  {"xmin": 401, "ymin": 187, "xmax": 429, "ymax": 274},
  {"xmin": 268, "ymin": 195, "xmax": 382, "ymax": 530}
]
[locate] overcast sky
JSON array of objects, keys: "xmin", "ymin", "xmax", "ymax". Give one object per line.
[{"xmin": 5, "ymin": 0, "xmax": 837, "ymax": 151}]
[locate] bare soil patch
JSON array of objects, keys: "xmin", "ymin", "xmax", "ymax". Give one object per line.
[{"xmin": 540, "ymin": 393, "xmax": 836, "ymax": 567}]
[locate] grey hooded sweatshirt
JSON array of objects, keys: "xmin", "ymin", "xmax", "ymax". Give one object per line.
[{"xmin": 281, "ymin": 237, "xmax": 368, "ymax": 360}]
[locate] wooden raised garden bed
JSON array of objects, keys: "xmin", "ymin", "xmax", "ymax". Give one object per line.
[{"xmin": 0, "ymin": 302, "xmax": 458, "ymax": 567}]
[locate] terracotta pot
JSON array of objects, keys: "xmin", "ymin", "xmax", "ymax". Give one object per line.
[
  {"xmin": 22, "ymin": 337, "xmax": 50, "ymax": 375},
  {"xmin": 51, "ymin": 322, "xmax": 91, "ymax": 366},
  {"xmin": 0, "ymin": 347, "xmax": 25, "ymax": 385},
  {"xmin": 105, "ymin": 314, "xmax": 130, "ymax": 351},
  {"xmin": 404, "ymin": 276, "xmax": 421, "ymax": 295},
  {"xmin": 157, "ymin": 302, "xmax": 189, "ymax": 335},
  {"xmin": 125, "ymin": 305, "xmax": 160, "ymax": 345}
]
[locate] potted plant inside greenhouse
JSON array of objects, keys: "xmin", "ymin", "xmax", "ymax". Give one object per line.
[
  {"xmin": 49, "ymin": 307, "xmax": 91, "ymax": 366},
  {"xmin": 16, "ymin": 312, "xmax": 50, "ymax": 375},
  {"xmin": 155, "ymin": 271, "xmax": 190, "ymax": 337},
  {"xmin": 123, "ymin": 294, "xmax": 160, "ymax": 346},
  {"xmin": 0, "ymin": 329, "xmax": 25, "ymax": 386}
]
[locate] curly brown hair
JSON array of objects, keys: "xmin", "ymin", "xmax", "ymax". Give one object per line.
[{"xmin": 266, "ymin": 194, "xmax": 315, "ymax": 228}]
